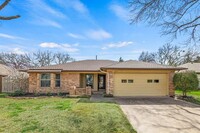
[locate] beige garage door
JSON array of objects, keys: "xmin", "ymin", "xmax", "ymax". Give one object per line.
[{"xmin": 114, "ymin": 73, "xmax": 168, "ymax": 96}]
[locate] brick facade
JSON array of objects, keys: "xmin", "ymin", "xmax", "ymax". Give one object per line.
[
  {"xmin": 106, "ymin": 70, "xmax": 114, "ymax": 95},
  {"xmin": 169, "ymin": 72, "xmax": 175, "ymax": 96},
  {"xmin": 69, "ymin": 86, "xmax": 92, "ymax": 96},
  {"xmin": 28, "ymin": 72, "xmax": 80, "ymax": 94},
  {"xmin": 29, "ymin": 71, "xmax": 176, "ymax": 96}
]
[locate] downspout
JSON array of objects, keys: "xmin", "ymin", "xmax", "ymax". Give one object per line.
[{"xmin": 100, "ymin": 68, "xmax": 109, "ymax": 94}]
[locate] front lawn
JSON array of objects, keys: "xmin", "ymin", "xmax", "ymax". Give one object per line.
[
  {"xmin": 175, "ymin": 90, "xmax": 200, "ymax": 105},
  {"xmin": 0, "ymin": 97, "xmax": 135, "ymax": 133}
]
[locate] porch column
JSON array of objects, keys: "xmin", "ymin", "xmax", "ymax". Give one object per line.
[
  {"xmin": 169, "ymin": 72, "xmax": 175, "ymax": 96},
  {"xmin": 106, "ymin": 70, "xmax": 114, "ymax": 95}
]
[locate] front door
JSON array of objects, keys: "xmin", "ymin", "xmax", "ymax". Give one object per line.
[{"xmin": 98, "ymin": 75, "xmax": 106, "ymax": 90}]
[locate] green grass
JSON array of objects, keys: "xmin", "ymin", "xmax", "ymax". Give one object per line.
[
  {"xmin": 0, "ymin": 97, "xmax": 135, "ymax": 133},
  {"xmin": 175, "ymin": 90, "xmax": 200, "ymax": 105},
  {"xmin": 175, "ymin": 90, "xmax": 200, "ymax": 96},
  {"xmin": 0, "ymin": 93, "xmax": 8, "ymax": 98}
]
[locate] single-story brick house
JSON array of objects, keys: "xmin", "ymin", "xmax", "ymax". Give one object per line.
[
  {"xmin": 26, "ymin": 60, "xmax": 185, "ymax": 97},
  {"xmin": 179, "ymin": 63, "xmax": 200, "ymax": 88}
]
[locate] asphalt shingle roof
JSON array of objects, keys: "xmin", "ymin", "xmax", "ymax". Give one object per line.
[
  {"xmin": 102, "ymin": 60, "xmax": 185, "ymax": 70},
  {"xmin": 29, "ymin": 60, "xmax": 117, "ymax": 72},
  {"xmin": 28, "ymin": 60, "xmax": 185, "ymax": 72},
  {"xmin": 179, "ymin": 63, "xmax": 200, "ymax": 73}
]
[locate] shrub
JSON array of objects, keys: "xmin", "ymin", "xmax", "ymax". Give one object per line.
[
  {"xmin": 8, "ymin": 90, "xmax": 25, "ymax": 97},
  {"xmin": 173, "ymin": 71, "xmax": 199, "ymax": 97},
  {"xmin": 34, "ymin": 92, "xmax": 40, "ymax": 97},
  {"xmin": 57, "ymin": 92, "xmax": 67, "ymax": 96},
  {"xmin": 46, "ymin": 92, "xmax": 52, "ymax": 96}
]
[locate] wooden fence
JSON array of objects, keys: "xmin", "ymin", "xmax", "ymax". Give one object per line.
[{"xmin": 2, "ymin": 71, "xmax": 29, "ymax": 93}]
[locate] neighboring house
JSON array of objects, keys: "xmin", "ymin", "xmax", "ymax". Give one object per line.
[
  {"xmin": 0, "ymin": 64, "xmax": 12, "ymax": 93},
  {"xmin": 179, "ymin": 63, "xmax": 200, "ymax": 88},
  {"xmin": 26, "ymin": 60, "xmax": 185, "ymax": 97},
  {"xmin": 0, "ymin": 64, "xmax": 29, "ymax": 93}
]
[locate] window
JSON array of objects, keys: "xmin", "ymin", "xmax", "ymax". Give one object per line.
[
  {"xmin": 154, "ymin": 79, "xmax": 159, "ymax": 83},
  {"xmin": 55, "ymin": 74, "xmax": 60, "ymax": 87},
  {"xmin": 147, "ymin": 79, "xmax": 153, "ymax": 83},
  {"xmin": 121, "ymin": 79, "xmax": 127, "ymax": 83},
  {"xmin": 41, "ymin": 73, "xmax": 51, "ymax": 87},
  {"xmin": 128, "ymin": 79, "xmax": 134, "ymax": 83},
  {"xmin": 86, "ymin": 74, "xmax": 94, "ymax": 88}
]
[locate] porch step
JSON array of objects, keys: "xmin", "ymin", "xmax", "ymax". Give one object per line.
[{"xmin": 92, "ymin": 91, "xmax": 104, "ymax": 95}]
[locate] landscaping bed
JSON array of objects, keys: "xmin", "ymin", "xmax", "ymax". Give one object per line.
[
  {"xmin": 0, "ymin": 97, "xmax": 135, "ymax": 133},
  {"xmin": 175, "ymin": 90, "xmax": 200, "ymax": 105}
]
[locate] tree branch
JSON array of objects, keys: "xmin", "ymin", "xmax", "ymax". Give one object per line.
[
  {"xmin": 0, "ymin": 15, "xmax": 20, "ymax": 20},
  {"xmin": 0, "ymin": 0, "xmax": 10, "ymax": 10}
]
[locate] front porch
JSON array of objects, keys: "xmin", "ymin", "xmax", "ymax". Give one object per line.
[
  {"xmin": 28, "ymin": 71, "xmax": 113, "ymax": 95},
  {"xmin": 69, "ymin": 73, "xmax": 107, "ymax": 96},
  {"xmin": 79, "ymin": 73, "xmax": 106, "ymax": 92}
]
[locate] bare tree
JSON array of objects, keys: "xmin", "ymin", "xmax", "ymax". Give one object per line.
[
  {"xmin": 157, "ymin": 44, "xmax": 181, "ymax": 66},
  {"xmin": 138, "ymin": 44, "xmax": 200, "ymax": 66},
  {"xmin": 0, "ymin": 0, "xmax": 20, "ymax": 20},
  {"xmin": 33, "ymin": 51, "xmax": 54, "ymax": 67},
  {"xmin": 194, "ymin": 56, "xmax": 200, "ymax": 63},
  {"xmin": 0, "ymin": 53, "xmax": 31, "ymax": 69},
  {"xmin": 181, "ymin": 48, "xmax": 200, "ymax": 64},
  {"xmin": 129, "ymin": 0, "xmax": 200, "ymax": 44},
  {"xmin": 138, "ymin": 51, "xmax": 156, "ymax": 62},
  {"xmin": 53, "ymin": 52, "xmax": 73, "ymax": 64},
  {"xmin": 0, "ymin": 50, "xmax": 75, "ymax": 69}
]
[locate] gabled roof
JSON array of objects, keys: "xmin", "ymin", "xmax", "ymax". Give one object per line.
[
  {"xmin": 28, "ymin": 60, "xmax": 117, "ymax": 72},
  {"xmin": 179, "ymin": 63, "xmax": 200, "ymax": 73},
  {"xmin": 0, "ymin": 64, "xmax": 13, "ymax": 76},
  {"xmin": 27, "ymin": 59, "xmax": 185, "ymax": 72},
  {"xmin": 101, "ymin": 60, "xmax": 186, "ymax": 70}
]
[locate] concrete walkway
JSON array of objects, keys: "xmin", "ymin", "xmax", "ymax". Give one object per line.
[{"xmin": 116, "ymin": 97, "xmax": 200, "ymax": 133}]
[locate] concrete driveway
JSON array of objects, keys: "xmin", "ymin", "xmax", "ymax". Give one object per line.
[{"xmin": 116, "ymin": 97, "xmax": 200, "ymax": 133}]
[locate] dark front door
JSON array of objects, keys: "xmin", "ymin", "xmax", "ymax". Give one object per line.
[{"xmin": 98, "ymin": 75, "xmax": 106, "ymax": 90}]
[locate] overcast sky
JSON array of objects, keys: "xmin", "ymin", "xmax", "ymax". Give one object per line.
[{"xmin": 0, "ymin": 0, "xmax": 172, "ymax": 61}]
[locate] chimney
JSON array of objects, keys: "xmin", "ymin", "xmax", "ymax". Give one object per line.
[{"xmin": 96, "ymin": 55, "xmax": 97, "ymax": 60}]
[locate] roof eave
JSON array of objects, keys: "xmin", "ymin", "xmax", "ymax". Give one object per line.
[
  {"xmin": 101, "ymin": 67, "xmax": 187, "ymax": 70},
  {"xmin": 27, "ymin": 69, "xmax": 101, "ymax": 73},
  {"xmin": 28, "ymin": 69, "xmax": 62, "ymax": 73}
]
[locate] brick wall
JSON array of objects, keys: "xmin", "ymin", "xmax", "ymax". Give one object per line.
[
  {"xmin": 28, "ymin": 72, "xmax": 80, "ymax": 94},
  {"xmin": 69, "ymin": 86, "xmax": 91, "ymax": 96},
  {"xmin": 106, "ymin": 70, "xmax": 114, "ymax": 95},
  {"xmin": 169, "ymin": 72, "xmax": 175, "ymax": 96}
]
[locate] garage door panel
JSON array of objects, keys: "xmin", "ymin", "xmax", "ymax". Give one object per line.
[{"xmin": 114, "ymin": 74, "xmax": 168, "ymax": 96}]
